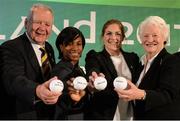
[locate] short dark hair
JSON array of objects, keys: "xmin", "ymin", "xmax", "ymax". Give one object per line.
[{"xmin": 56, "ymin": 26, "xmax": 86, "ymax": 59}]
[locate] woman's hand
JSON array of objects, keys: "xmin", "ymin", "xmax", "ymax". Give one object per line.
[
  {"xmin": 114, "ymin": 80, "xmax": 146, "ymax": 101},
  {"xmin": 67, "ymin": 78, "xmax": 86, "ymax": 102},
  {"xmin": 87, "ymin": 71, "xmax": 105, "ymax": 93}
]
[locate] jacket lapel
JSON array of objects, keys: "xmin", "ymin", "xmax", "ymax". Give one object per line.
[
  {"xmin": 22, "ymin": 33, "xmax": 41, "ymax": 74},
  {"xmin": 45, "ymin": 42, "xmax": 55, "ymax": 67},
  {"xmin": 139, "ymin": 48, "xmax": 170, "ymax": 87},
  {"xmin": 122, "ymin": 51, "xmax": 134, "ymax": 76},
  {"xmin": 101, "ymin": 49, "xmax": 117, "ymax": 78}
]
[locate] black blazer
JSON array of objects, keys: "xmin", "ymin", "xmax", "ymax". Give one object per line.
[
  {"xmin": 84, "ymin": 49, "xmax": 139, "ymax": 120},
  {"xmin": 0, "ymin": 33, "xmax": 55, "ymax": 119},
  {"xmin": 134, "ymin": 48, "xmax": 180, "ymax": 120},
  {"xmin": 51, "ymin": 59, "xmax": 88, "ymax": 120}
]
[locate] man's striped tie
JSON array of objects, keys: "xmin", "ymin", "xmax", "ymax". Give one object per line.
[{"xmin": 39, "ymin": 47, "xmax": 51, "ymax": 80}]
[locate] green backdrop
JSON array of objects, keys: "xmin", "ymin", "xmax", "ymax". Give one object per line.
[{"xmin": 1, "ymin": 0, "xmax": 180, "ymax": 67}]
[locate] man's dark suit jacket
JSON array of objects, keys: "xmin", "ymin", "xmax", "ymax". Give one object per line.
[
  {"xmin": 134, "ymin": 48, "xmax": 180, "ymax": 120},
  {"xmin": 84, "ymin": 49, "xmax": 140, "ymax": 120},
  {"xmin": 0, "ymin": 33, "xmax": 55, "ymax": 119}
]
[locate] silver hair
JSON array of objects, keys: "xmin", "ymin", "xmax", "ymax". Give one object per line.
[
  {"xmin": 138, "ymin": 16, "xmax": 169, "ymax": 42},
  {"xmin": 26, "ymin": 3, "xmax": 54, "ymax": 21}
]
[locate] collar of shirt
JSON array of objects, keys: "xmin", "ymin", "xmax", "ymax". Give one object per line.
[
  {"xmin": 136, "ymin": 52, "xmax": 160, "ymax": 86},
  {"xmin": 25, "ymin": 32, "xmax": 45, "ymax": 48},
  {"xmin": 26, "ymin": 32, "xmax": 44, "ymax": 66},
  {"xmin": 140, "ymin": 52, "xmax": 159, "ymax": 66}
]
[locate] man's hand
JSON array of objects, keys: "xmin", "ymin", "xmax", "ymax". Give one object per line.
[{"xmin": 36, "ymin": 76, "xmax": 62, "ymax": 104}]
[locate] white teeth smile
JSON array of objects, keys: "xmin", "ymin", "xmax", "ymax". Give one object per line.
[{"xmin": 70, "ymin": 52, "xmax": 79, "ymax": 56}]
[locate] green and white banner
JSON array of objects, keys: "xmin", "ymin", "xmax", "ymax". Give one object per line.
[{"xmin": 1, "ymin": 0, "xmax": 180, "ymax": 66}]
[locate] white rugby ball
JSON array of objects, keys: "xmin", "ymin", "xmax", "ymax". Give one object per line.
[
  {"xmin": 49, "ymin": 79, "xmax": 64, "ymax": 93},
  {"xmin": 73, "ymin": 76, "xmax": 88, "ymax": 90},
  {"xmin": 94, "ymin": 76, "xmax": 107, "ymax": 90},
  {"xmin": 113, "ymin": 76, "xmax": 127, "ymax": 90}
]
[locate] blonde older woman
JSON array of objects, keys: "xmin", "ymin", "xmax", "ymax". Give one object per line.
[{"xmin": 115, "ymin": 16, "xmax": 180, "ymax": 119}]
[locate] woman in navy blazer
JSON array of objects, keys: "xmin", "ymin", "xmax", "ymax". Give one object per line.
[
  {"xmin": 115, "ymin": 16, "xmax": 180, "ymax": 119},
  {"xmin": 84, "ymin": 19, "xmax": 140, "ymax": 120}
]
